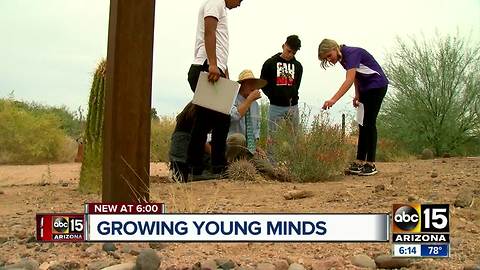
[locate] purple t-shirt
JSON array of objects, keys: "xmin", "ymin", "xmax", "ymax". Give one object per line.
[{"xmin": 340, "ymin": 45, "xmax": 388, "ymax": 91}]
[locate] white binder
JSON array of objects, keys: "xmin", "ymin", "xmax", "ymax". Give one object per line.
[
  {"xmin": 192, "ymin": 72, "xmax": 240, "ymax": 115},
  {"xmin": 356, "ymin": 102, "xmax": 364, "ymax": 126}
]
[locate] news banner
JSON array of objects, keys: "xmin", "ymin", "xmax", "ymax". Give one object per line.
[{"xmin": 36, "ymin": 203, "xmax": 450, "ymax": 258}]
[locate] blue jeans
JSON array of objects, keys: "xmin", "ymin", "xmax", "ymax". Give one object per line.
[
  {"xmin": 267, "ymin": 104, "xmax": 299, "ymax": 164},
  {"xmin": 268, "ymin": 104, "xmax": 299, "ymax": 133}
]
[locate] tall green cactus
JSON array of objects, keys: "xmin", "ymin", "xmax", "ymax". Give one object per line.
[{"xmin": 79, "ymin": 59, "xmax": 106, "ymax": 193}]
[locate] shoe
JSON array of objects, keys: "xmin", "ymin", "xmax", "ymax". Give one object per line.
[
  {"xmin": 347, "ymin": 162, "xmax": 363, "ymax": 175},
  {"xmin": 358, "ymin": 163, "xmax": 378, "ymax": 176}
]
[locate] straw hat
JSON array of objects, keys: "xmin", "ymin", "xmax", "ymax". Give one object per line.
[{"xmin": 237, "ymin": 69, "xmax": 267, "ymax": 89}]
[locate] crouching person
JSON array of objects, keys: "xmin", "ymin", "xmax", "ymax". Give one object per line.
[
  {"xmin": 169, "ymin": 102, "xmax": 212, "ymax": 182},
  {"xmin": 227, "ymin": 69, "xmax": 276, "ymax": 179},
  {"xmin": 169, "ymin": 102, "xmax": 196, "ymax": 182}
]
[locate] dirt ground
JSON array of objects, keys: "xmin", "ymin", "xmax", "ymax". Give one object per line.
[{"xmin": 0, "ymin": 158, "xmax": 479, "ymax": 269}]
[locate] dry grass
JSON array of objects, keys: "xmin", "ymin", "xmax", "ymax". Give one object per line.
[{"xmin": 157, "ymin": 168, "xmax": 220, "ymax": 213}]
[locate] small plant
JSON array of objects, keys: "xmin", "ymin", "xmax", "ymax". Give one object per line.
[
  {"xmin": 271, "ymin": 109, "xmax": 352, "ymax": 182},
  {"xmin": 39, "ymin": 163, "xmax": 53, "ymax": 186},
  {"xmin": 227, "ymin": 159, "xmax": 259, "ymax": 182}
]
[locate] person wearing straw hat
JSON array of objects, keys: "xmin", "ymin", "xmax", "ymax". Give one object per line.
[
  {"xmin": 169, "ymin": 70, "xmax": 274, "ymax": 182},
  {"xmin": 227, "ymin": 69, "xmax": 276, "ymax": 178},
  {"xmin": 169, "ymin": 69, "xmax": 278, "ymax": 181}
]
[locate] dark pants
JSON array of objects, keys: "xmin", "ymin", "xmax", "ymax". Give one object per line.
[
  {"xmin": 357, "ymin": 86, "xmax": 387, "ymax": 162},
  {"xmin": 187, "ymin": 63, "xmax": 230, "ymax": 174},
  {"xmin": 169, "ymin": 131, "xmax": 212, "ymax": 182},
  {"xmin": 169, "ymin": 131, "xmax": 190, "ymax": 182}
]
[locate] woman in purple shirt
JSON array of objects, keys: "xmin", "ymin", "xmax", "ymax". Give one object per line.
[{"xmin": 318, "ymin": 39, "xmax": 388, "ymax": 176}]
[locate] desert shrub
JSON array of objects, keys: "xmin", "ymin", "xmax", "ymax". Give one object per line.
[
  {"xmin": 10, "ymin": 100, "xmax": 83, "ymax": 138},
  {"xmin": 380, "ymin": 33, "xmax": 480, "ymax": 156},
  {"xmin": 0, "ymin": 99, "xmax": 74, "ymax": 164},
  {"xmin": 271, "ymin": 109, "xmax": 353, "ymax": 182},
  {"xmin": 150, "ymin": 116, "xmax": 176, "ymax": 162},
  {"xmin": 227, "ymin": 159, "xmax": 259, "ymax": 182}
]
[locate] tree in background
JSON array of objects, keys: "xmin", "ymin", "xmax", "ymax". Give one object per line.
[
  {"xmin": 79, "ymin": 59, "xmax": 106, "ymax": 193},
  {"xmin": 151, "ymin": 108, "xmax": 159, "ymax": 120},
  {"xmin": 379, "ymin": 33, "xmax": 480, "ymax": 156}
]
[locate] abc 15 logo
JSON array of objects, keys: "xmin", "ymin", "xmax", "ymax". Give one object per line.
[
  {"xmin": 392, "ymin": 204, "xmax": 449, "ymax": 233},
  {"xmin": 52, "ymin": 216, "xmax": 84, "ymax": 234}
]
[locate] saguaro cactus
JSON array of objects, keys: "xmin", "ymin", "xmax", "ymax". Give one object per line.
[{"xmin": 79, "ymin": 59, "xmax": 106, "ymax": 193}]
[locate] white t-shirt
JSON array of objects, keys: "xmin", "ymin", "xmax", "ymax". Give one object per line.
[{"xmin": 193, "ymin": 0, "xmax": 229, "ymax": 73}]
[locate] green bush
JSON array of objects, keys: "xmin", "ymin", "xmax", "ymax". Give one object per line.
[
  {"xmin": 0, "ymin": 99, "xmax": 75, "ymax": 164},
  {"xmin": 150, "ymin": 116, "xmax": 176, "ymax": 162},
  {"xmin": 271, "ymin": 109, "xmax": 353, "ymax": 182},
  {"xmin": 10, "ymin": 100, "xmax": 83, "ymax": 138},
  {"xmin": 380, "ymin": 33, "xmax": 480, "ymax": 156}
]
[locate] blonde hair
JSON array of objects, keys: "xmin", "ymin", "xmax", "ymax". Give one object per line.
[{"xmin": 318, "ymin": 38, "xmax": 341, "ymax": 69}]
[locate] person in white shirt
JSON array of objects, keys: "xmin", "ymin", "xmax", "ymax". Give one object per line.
[{"xmin": 186, "ymin": 0, "xmax": 243, "ymax": 177}]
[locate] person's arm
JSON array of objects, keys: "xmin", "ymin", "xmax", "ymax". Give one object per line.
[
  {"xmin": 295, "ymin": 62, "xmax": 303, "ymax": 89},
  {"xmin": 322, "ymin": 68, "xmax": 356, "ymax": 109},
  {"xmin": 237, "ymin": 90, "xmax": 261, "ymax": 117},
  {"xmin": 353, "ymin": 78, "xmax": 360, "ymax": 107},
  {"xmin": 204, "ymin": 16, "xmax": 220, "ymax": 83},
  {"xmin": 260, "ymin": 59, "xmax": 273, "ymax": 98}
]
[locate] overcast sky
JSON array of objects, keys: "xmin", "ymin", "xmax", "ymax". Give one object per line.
[{"xmin": 0, "ymin": 0, "xmax": 479, "ymax": 121}]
